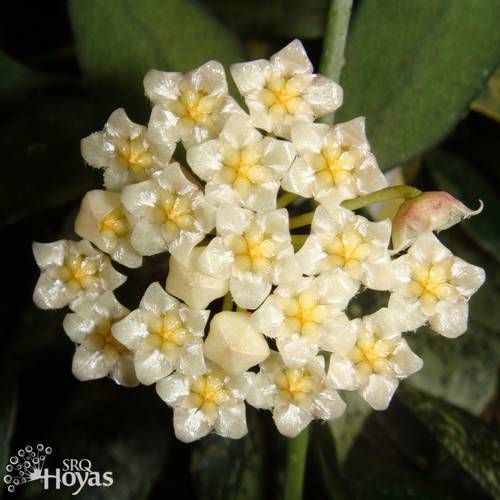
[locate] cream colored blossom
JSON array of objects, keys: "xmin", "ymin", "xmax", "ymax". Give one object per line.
[
  {"xmin": 391, "ymin": 191, "xmax": 483, "ymax": 252},
  {"xmin": 121, "ymin": 163, "xmax": 215, "ymax": 262},
  {"xmin": 252, "ymin": 272, "xmax": 357, "ymax": 367},
  {"xmin": 197, "ymin": 204, "xmax": 300, "ymax": 309},
  {"xmin": 247, "ymin": 353, "xmax": 345, "ymax": 437},
  {"xmin": 75, "ymin": 190, "xmax": 142, "ymax": 268},
  {"xmin": 63, "ymin": 292, "xmax": 138, "ymax": 386},
  {"xmin": 388, "ymin": 233, "xmax": 485, "ymax": 337},
  {"xmin": 282, "ymin": 119, "xmax": 387, "ymax": 200},
  {"xmin": 156, "ymin": 363, "xmax": 252, "ymax": 442},
  {"xmin": 187, "ymin": 114, "xmax": 295, "ymax": 211},
  {"xmin": 296, "ymin": 202, "xmax": 392, "ymax": 289},
  {"xmin": 230, "ymin": 39, "xmax": 342, "ymax": 138},
  {"xmin": 112, "ymin": 282, "xmax": 209, "ymax": 385},
  {"xmin": 166, "ymin": 247, "xmax": 229, "ymax": 309},
  {"xmin": 32, "ymin": 239, "xmax": 126, "ymax": 310},
  {"xmin": 204, "ymin": 311, "xmax": 270, "ymax": 375},
  {"xmin": 81, "ymin": 108, "xmax": 174, "ymax": 191},
  {"xmin": 145, "ymin": 61, "xmax": 243, "ymax": 148},
  {"xmin": 328, "ymin": 308, "xmax": 422, "ymax": 410}
]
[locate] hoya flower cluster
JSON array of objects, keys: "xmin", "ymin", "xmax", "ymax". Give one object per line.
[{"xmin": 33, "ymin": 40, "xmax": 485, "ymax": 442}]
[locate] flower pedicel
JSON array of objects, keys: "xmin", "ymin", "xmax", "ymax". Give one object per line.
[{"xmin": 32, "ymin": 40, "xmax": 485, "ymax": 442}]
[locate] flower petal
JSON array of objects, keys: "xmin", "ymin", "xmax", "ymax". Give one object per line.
[
  {"xmin": 215, "ymin": 402, "xmax": 248, "ymax": 439},
  {"xmin": 134, "ymin": 344, "xmax": 174, "ymax": 385},
  {"xmin": 429, "ymin": 298, "xmax": 469, "ymax": 338},
  {"xmin": 361, "ymin": 374, "xmax": 399, "ymax": 410},
  {"xmin": 173, "ymin": 407, "xmax": 212, "ymax": 443},
  {"xmin": 156, "ymin": 372, "xmax": 190, "ymax": 406},
  {"xmin": 273, "ymin": 403, "xmax": 312, "ymax": 438},
  {"xmin": 230, "ymin": 274, "xmax": 272, "ymax": 310},
  {"xmin": 72, "ymin": 345, "xmax": 114, "ymax": 381}
]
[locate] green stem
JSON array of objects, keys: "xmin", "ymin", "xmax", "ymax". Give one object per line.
[
  {"xmin": 291, "ymin": 234, "xmax": 309, "ymax": 250},
  {"xmin": 289, "ymin": 185, "xmax": 422, "ymax": 228},
  {"xmin": 222, "ymin": 292, "xmax": 233, "ymax": 311},
  {"xmin": 341, "ymin": 185, "xmax": 422, "ymax": 210},
  {"xmin": 284, "ymin": 428, "xmax": 310, "ymax": 500},
  {"xmin": 318, "ymin": 0, "xmax": 353, "ymax": 124},
  {"xmin": 277, "ymin": 191, "xmax": 299, "ymax": 209}
]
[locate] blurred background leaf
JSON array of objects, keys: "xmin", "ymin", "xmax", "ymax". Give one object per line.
[
  {"xmin": 337, "ymin": 0, "xmax": 500, "ymax": 170},
  {"xmin": 68, "ymin": 0, "xmax": 245, "ymax": 114},
  {"xmin": 472, "ymin": 66, "xmax": 500, "ymax": 122},
  {"xmin": 399, "ymin": 385, "xmax": 500, "ymax": 499}
]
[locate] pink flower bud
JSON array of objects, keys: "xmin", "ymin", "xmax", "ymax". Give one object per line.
[{"xmin": 391, "ymin": 191, "xmax": 483, "ymax": 252}]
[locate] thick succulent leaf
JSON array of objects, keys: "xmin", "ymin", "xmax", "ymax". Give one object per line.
[
  {"xmin": 68, "ymin": 0, "xmax": 244, "ymax": 109},
  {"xmin": 205, "ymin": 0, "xmax": 329, "ymax": 39},
  {"xmin": 337, "ymin": 0, "xmax": 500, "ymax": 170},
  {"xmin": 0, "ymin": 96, "xmax": 101, "ymax": 228},
  {"xmin": 407, "ymin": 324, "xmax": 498, "ymax": 416},
  {"xmin": 427, "ymin": 149, "xmax": 500, "ymax": 264},
  {"xmin": 399, "ymin": 385, "xmax": 500, "ymax": 499},
  {"xmin": 471, "ymin": 66, "xmax": 500, "ymax": 122}
]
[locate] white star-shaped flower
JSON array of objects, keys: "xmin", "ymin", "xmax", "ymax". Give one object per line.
[
  {"xmin": 81, "ymin": 108, "xmax": 175, "ymax": 190},
  {"xmin": 145, "ymin": 61, "xmax": 243, "ymax": 148},
  {"xmin": 230, "ymin": 39, "xmax": 342, "ymax": 138},
  {"xmin": 282, "ymin": 118, "xmax": 387, "ymax": 200},
  {"xmin": 187, "ymin": 114, "xmax": 295, "ymax": 212},
  {"xmin": 252, "ymin": 271, "xmax": 358, "ymax": 367},
  {"xmin": 328, "ymin": 308, "xmax": 423, "ymax": 410},
  {"xmin": 296, "ymin": 202, "xmax": 392, "ymax": 289},
  {"xmin": 388, "ymin": 233, "xmax": 485, "ymax": 337},
  {"xmin": 63, "ymin": 292, "xmax": 138, "ymax": 387},
  {"xmin": 121, "ymin": 163, "xmax": 215, "ymax": 262},
  {"xmin": 247, "ymin": 352, "xmax": 346, "ymax": 437},
  {"xmin": 32, "ymin": 239, "xmax": 126, "ymax": 310},
  {"xmin": 112, "ymin": 282, "xmax": 210, "ymax": 385},
  {"xmin": 75, "ymin": 190, "xmax": 142, "ymax": 268},
  {"xmin": 197, "ymin": 205, "xmax": 300, "ymax": 309},
  {"xmin": 156, "ymin": 363, "xmax": 252, "ymax": 442}
]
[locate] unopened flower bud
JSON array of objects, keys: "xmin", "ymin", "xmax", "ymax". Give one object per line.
[{"xmin": 391, "ymin": 191, "xmax": 483, "ymax": 252}]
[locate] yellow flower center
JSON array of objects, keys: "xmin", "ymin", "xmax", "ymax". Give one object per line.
[
  {"xmin": 321, "ymin": 227, "xmax": 371, "ymax": 273},
  {"xmin": 99, "ymin": 207, "xmax": 130, "ymax": 242},
  {"xmin": 260, "ymin": 75, "xmax": 304, "ymax": 120},
  {"xmin": 51, "ymin": 254, "xmax": 100, "ymax": 291},
  {"xmin": 278, "ymin": 291, "xmax": 327, "ymax": 339},
  {"xmin": 218, "ymin": 144, "xmax": 272, "ymax": 198},
  {"xmin": 348, "ymin": 329, "xmax": 397, "ymax": 379},
  {"xmin": 407, "ymin": 260, "xmax": 456, "ymax": 314},
  {"xmin": 87, "ymin": 319, "xmax": 128, "ymax": 355},
  {"xmin": 170, "ymin": 88, "xmax": 221, "ymax": 126},
  {"xmin": 275, "ymin": 368, "xmax": 319, "ymax": 404},
  {"xmin": 116, "ymin": 136, "xmax": 154, "ymax": 172},
  {"xmin": 225, "ymin": 226, "xmax": 278, "ymax": 277},
  {"xmin": 311, "ymin": 145, "xmax": 362, "ymax": 191},
  {"xmin": 185, "ymin": 371, "xmax": 230, "ymax": 415},
  {"xmin": 145, "ymin": 310, "xmax": 188, "ymax": 354},
  {"xmin": 147, "ymin": 191, "xmax": 196, "ymax": 242}
]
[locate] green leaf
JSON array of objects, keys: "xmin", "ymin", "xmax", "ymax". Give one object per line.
[
  {"xmin": 0, "ymin": 52, "xmax": 44, "ymax": 99},
  {"xmin": 427, "ymin": 149, "xmax": 500, "ymax": 265},
  {"xmin": 399, "ymin": 385, "xmax": 500, "ymax": 499},
  {"xmin": 68, "ymin": 0, "xmax": 245, "ymax": 110},
  {"xmin": 0, "ymin": 376, "xmax": 17, "ymax": 499},
  {"xmin": 205, "ymin": 0, "xmax": 330, "ymax": 39},
  {"xmin": 472, "ymin": 66, "xmax": 500, "ymax": 122},
  {"xmin": 0, "ymin": 96, "xmax": 101, "ymax": 228},
  {"xmin": 329, "ymin": 391, "xmax": 372, "ymax": 464},
  {"xmin": 407, "ymin": 324, "xmax": 498, "ymax": 415},
  {"xmin": 190, "ymin": 412, "xmax": 265, "ymax": 500},
  {"xmin": 337, "ymin": 0, "xmax": 500, "ymax": 170}
]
